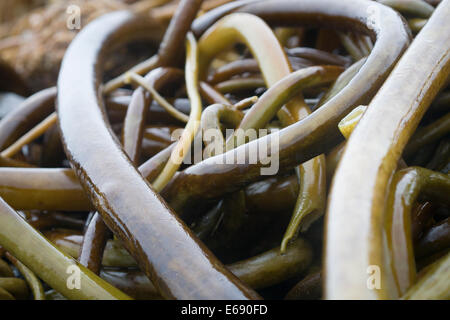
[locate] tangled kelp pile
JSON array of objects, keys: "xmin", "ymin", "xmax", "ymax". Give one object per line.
[{"xmin": 0, "ymin": 0, "xmax": 448, "ymax": 300}]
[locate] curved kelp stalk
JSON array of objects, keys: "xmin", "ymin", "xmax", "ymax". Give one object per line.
[{"xmin": 325, "ymin": 0, "xmax": 450, "ymax": 299}]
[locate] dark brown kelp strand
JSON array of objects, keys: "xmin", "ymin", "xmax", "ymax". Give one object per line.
[
  {"xmin": 157, "ymin": 0, "xmax": 204, "ymax": 67},
  {"xmin": 79, "ymin": 69, "xmax": 184, "ymax": 274},
  {"xmin": 78, "ymin": 212, "xmax": 111, "ymax": 275},
  {"xmin": 57, "ymin": 11, "xmax": 260, "ymax": 300},
  {"xmin": 0, "ymin": 87, "xmax": 56, "ymax": 151}
]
